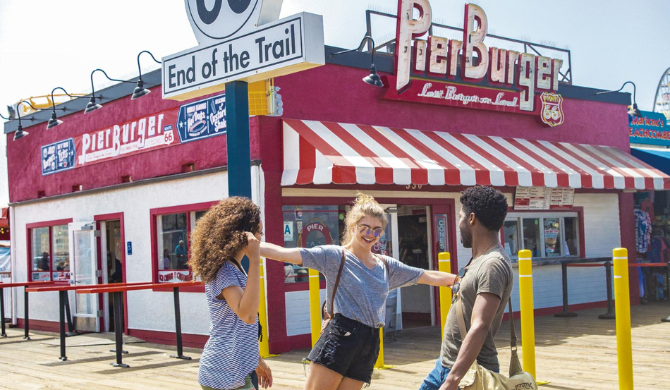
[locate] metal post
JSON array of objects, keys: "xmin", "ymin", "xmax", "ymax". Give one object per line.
[
  {"xmin": 308, "ymin": 268, "xmax": 321, "ymax": 347},
  {"xmin": 58, "ymin": 291, "xmax": 67, "ymax": 361},
  {"xmin": 554, "ymin": 262, "xmax": 577, "ymax": 317},
  {"xmin": 437, "ymin": 252, "xmax": 451, "ymax": 337},
  {"xmin": 111, "ymin": 292, "xmax": 129, "ymax": 368},
  {"xmin": 599, "ymin": 261, "xmax": 615, "ymax": 319},
  {"xmin": 612, "ymin": 248, "xmax": 634, "ymax": 390},
  {"xmin": 663, "ymin": 263, "xmax": 670, "ymax": 322},
  {"xmin": 23, "ymin": 286, "xmax": 30, "ymax": 340},
  {"xmin": 1, "ymin": 287, "xmax": 6, "ymax": 337},
  {"xmin": 225, "ymin": 81, "xmax": 252, "ymax": 199},
  {"xmin": 518, "ymin": 250, "xmax": 536, "ymax": 379},
  {"xmin": 170, "ymin": 287, "xmax": 191, "ymax": 360},
  {"xmin": 64, "ymin": 291, "xmax": 77, "ymax": 336}
]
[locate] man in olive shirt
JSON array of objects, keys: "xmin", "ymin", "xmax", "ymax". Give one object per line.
[{"xmin": 419, "ymin": 186, "xmax": 513, "ymax": 390}]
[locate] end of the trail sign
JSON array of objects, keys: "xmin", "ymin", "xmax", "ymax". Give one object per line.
[{"xmin": 163, "ymin": 11, "xmax": 324, "ymax": 101}]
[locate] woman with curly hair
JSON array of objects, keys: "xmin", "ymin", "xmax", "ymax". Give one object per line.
[
  {"xmin": 260, "ymin": 193, "xmax": 458, "ymax": 390},
  {"xmin": 190, "ymin": 197, "xmax": 272, "ymax": 390}
]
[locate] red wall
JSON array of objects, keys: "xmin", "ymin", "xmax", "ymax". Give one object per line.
[
  {"xmin": 275, "ymin": 63, "xmax": 630, "ymax": 149},
  {"xmin": 6, "ymin": 87, "xmax": 266, "ymax": 203}
]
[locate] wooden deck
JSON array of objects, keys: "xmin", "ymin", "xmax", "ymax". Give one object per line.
[{"xmin": 1, "ymin": 301, "xmax": 669, "ymax": 389}]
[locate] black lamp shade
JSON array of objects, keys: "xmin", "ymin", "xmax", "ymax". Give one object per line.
[
  {"xmin": 132, "ymin": 80, "xmax": 151, "ymax": 100},
  {"xmin": 363, "ymin": 64, "xmax": 384, "ymax": 87},
  {"xmin": 47, "ymin": 112, "xmax": 63, "ymax": 129},
  {"xmin": 85, "ymin": 98, "xmax": 102, "ymax": 114},
  {"xmin": 14, "ymin": 127, "xmax": 28, "ymax": 140},
  {"xmin": 629, "ymin": 103, "xmax": 642, "ymax": 118}
]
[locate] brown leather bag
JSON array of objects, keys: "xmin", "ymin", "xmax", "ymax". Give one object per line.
[{"xmin": 320, "ymin": 251, "xmax": 389, "ymax": 333}]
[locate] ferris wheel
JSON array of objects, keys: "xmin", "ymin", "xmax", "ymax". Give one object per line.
[{"xmin": 653, "ymin": 67, "xmax": 670, "ymax": 120}]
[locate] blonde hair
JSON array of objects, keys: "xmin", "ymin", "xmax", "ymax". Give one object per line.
[{"xmin": 342, "ymin": 193, "xmax": 388, "ymax": 245}]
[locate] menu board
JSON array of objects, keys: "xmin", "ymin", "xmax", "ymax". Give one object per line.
[{"xmin": 514, "ymin": 187, "xmax": 574, "ymax": 210}]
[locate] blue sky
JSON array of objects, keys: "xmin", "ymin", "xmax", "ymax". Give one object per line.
[{"xmin": 1, "ymin": 0, "xmax": 669, "ymax": 206}]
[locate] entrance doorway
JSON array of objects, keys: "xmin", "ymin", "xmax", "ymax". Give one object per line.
[
  {"xmin": 100, "ymin": 220, "xmax": 123, "ymax": 332},
  {"xmin": 397, "ymin": 205, "xmax": 433, "ymax": 328}
]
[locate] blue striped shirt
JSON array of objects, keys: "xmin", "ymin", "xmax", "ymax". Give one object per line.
[{"xmin": 199, "ymin": 262, "xmax": 258, "ymax": 389}]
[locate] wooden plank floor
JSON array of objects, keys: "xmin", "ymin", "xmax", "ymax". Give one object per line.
[{"xmin": 1, "ymin": 301, "xmax": 669, "ymax": 389}]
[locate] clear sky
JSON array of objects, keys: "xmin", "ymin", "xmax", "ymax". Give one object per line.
[{"xmin": 1, "ymin": 0, "xmax": 669, "ymax": 207}]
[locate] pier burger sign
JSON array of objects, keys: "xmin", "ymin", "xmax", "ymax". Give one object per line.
[
  {"xmin": 385, "ymin": 0, "xmax": 565, "ymax": 127},
  {"xmin": 163, "ymin": 0, "xmax": 325, "ymax": 101}
]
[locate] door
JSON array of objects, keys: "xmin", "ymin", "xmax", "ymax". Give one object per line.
[{"xmin": 69, "ymin": 221, "xmax": 100, "ymax": 332}]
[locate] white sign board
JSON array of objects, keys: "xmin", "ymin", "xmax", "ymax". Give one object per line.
[
  {"xmin": 163, "ymin": 12, "xmax": 324, "ymax": 101},
  {"xmin": 284, "ymin": 221, "xmax": 293, "ymax": 241},
  {"xmin": 514, "ymin": 186, "xmax": 574, "ymax": 210}
]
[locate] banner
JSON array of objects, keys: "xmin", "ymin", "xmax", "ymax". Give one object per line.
[{"xmin": 41, "ymin": 93, "xmax": 226, "ymax": 175}]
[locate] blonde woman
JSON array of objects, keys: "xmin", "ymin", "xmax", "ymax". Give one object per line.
[
  {"xmin": 190, "ymin": 197, "xmax": 272, "ymax": 390},
  {"xmin": 260, "ymin": 193, "xmax": 457, "ymax": 390}
]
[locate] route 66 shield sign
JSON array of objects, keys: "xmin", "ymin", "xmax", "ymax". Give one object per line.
[{"xmin": 539, "ymin": 92, "xmax": 565, "ymax": 127}]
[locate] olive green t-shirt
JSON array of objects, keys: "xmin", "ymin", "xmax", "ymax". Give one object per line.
[{"xmin": 440, "ymin": 245, "xmax": 513, "ymax": 371}]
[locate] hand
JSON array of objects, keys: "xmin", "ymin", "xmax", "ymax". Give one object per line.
[
  {"xmin": 255, "ymin": 357, "xmax": 273, "ymax": 388},
  {"xmin": 243, "ymin": 232, "xmax": 261, "ymax": 262},
  {"xmin": 438, "ymin": 381, "xmax": 458, "ymax": 390}
]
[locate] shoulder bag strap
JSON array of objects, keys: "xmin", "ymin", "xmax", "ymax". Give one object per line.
[
  {"xmin": 327, "ymin": 249, "xmax": 346, "ymax": 317},
  {"xmin": 456, "ymin": 294, "xmax": 516, "ymax": 351},
  {"xmin": 375, "ymin": 254, "xmax": 390, "ymax": 276}
]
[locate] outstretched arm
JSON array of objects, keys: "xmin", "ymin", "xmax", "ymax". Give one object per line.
[
  {"xmin": 260, "ymin": 242, "xmax": 303, "ymax": 266},
  {"xmin": 417, "ymin": 269, "xmax": 457, "ymax": 287}
]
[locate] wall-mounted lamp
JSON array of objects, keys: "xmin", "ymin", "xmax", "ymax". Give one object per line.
[
  {"xmin": 330, "ymin": 36, "xmax": 384, "ymax": 88},
  {"xmin": 47, "ymin": 87, "xmax": 77, "ymax": 129},
  {"xmin": 132, "ymin": 50, "xmax": 161, "ymax": 100},
  {"xmin": 14, "ymin": 100, "xmax": 40, "ymax": 140},
  {"xmin": 594, "ymin": 81, "xmax": 642, "ymax": 117},
  {"xmin": 86, "ymin": 69, "xmax": 133, "ymax": 114}
]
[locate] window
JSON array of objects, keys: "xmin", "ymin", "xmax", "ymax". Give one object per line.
[
  {"xmin": 282, "ymin": 205, "xmax": 347, "ymax": 283},
  {"xmin": 503, "ymin": 212, "xmax": 580, "ymax": 261},
  {"xmin": 152, "ymin": 202, "xmax": 216, "ymax": 284},
  {"xmin": 29, "ymin": 224, "xmax": 70, "ymax": 281}
]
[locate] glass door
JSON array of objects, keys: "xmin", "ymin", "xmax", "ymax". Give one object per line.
[
  {"xmin": 374, "ymin": 205, "xmax": 401, "ymax": 332},
  {"xmin": 69, "ymin": 221, "xmax": 100, "ymax": 332}
]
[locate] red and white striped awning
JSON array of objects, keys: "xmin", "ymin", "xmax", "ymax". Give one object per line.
[{"xmin": 281, "ymin": 119, "xmax": 670, "ymax": 190}]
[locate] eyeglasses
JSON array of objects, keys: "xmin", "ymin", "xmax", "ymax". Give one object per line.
[
  {"xmin": 356, "ymin": 223, "xmax": 384, "ymax": 237},
  {"xmin": 451, "ymin": 266, "xmax": 468, "ymax": 303}
]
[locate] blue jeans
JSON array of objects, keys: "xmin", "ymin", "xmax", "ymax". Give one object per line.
[{"xmin": 418, "ymin": 359, "xmax": 451, "ymax": 390}]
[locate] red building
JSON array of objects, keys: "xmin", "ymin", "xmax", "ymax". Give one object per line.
[{"xmin": 3, "ymin": 7, "xmax": 666, "ymax": 352}]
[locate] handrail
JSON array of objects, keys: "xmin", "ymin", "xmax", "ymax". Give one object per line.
[
  {"xmin": 76, "ymin": 280, "xmax": 202, "ymax": 294},
  {"xmin": 26, "ymin": 281, "xmax": 156, "ymax": 293},
  {"xmin": 0, "ymin": 281, "xmax": 59, "ymax": 288}
]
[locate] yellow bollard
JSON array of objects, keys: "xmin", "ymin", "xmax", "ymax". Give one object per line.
[
  {"xmin": 613, "ymin": 248, "xmax": 634, "ymax": 390},
  {"xmin": 258, "ymin": 258, "xmax": 276, "ymax": 358},
  {"xmin": 518, "ymin": 249, "xmax": 536, "ymax": 380},
  {"xmin": 438, "ymin": 252, "xmax": 452, "ymax": 337},
  {"xmin": 308, "ymin": 268, "xmax": 321, "ymax": 347},
  {"xmin": 374, "ymin": 327, "xmax": 394, "ymax": 369}
]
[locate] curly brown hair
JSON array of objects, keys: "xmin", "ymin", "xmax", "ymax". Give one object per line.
[{"xmin": 189, "ymin": 197, "xmax": 261, "ymax": 283}]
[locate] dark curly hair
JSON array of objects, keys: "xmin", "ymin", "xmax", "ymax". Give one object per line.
[
  {"xmin": 460, "ymin": 186, "xmax": 508, "ymax": 231},
  {"xmin": 189, "ymin": 197, "xmax": 261, "ymax": 283}
]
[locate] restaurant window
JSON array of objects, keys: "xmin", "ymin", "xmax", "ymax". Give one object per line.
[
  {"xmin": 154, "ymin": 204, "xmax": 214, "ymax": 284},
  {"xmin": 29, "ymin": 224, "xmax": 70, "ymax": 281},
  {"xmin": 502, "ymin": 212, "xmax": 580, "ymax": 260},
  {"xmin": 282, "ymin": 205, "xmax": 347, "ymax": 283}
]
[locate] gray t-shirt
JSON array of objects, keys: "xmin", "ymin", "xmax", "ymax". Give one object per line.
[
  {"xmin": 300, "ymin": 245, "xmax": 424, "ymax": 328},
  {"xmin": 440, "ymin": 245, "xmax": 513, "ymax": 372}
]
